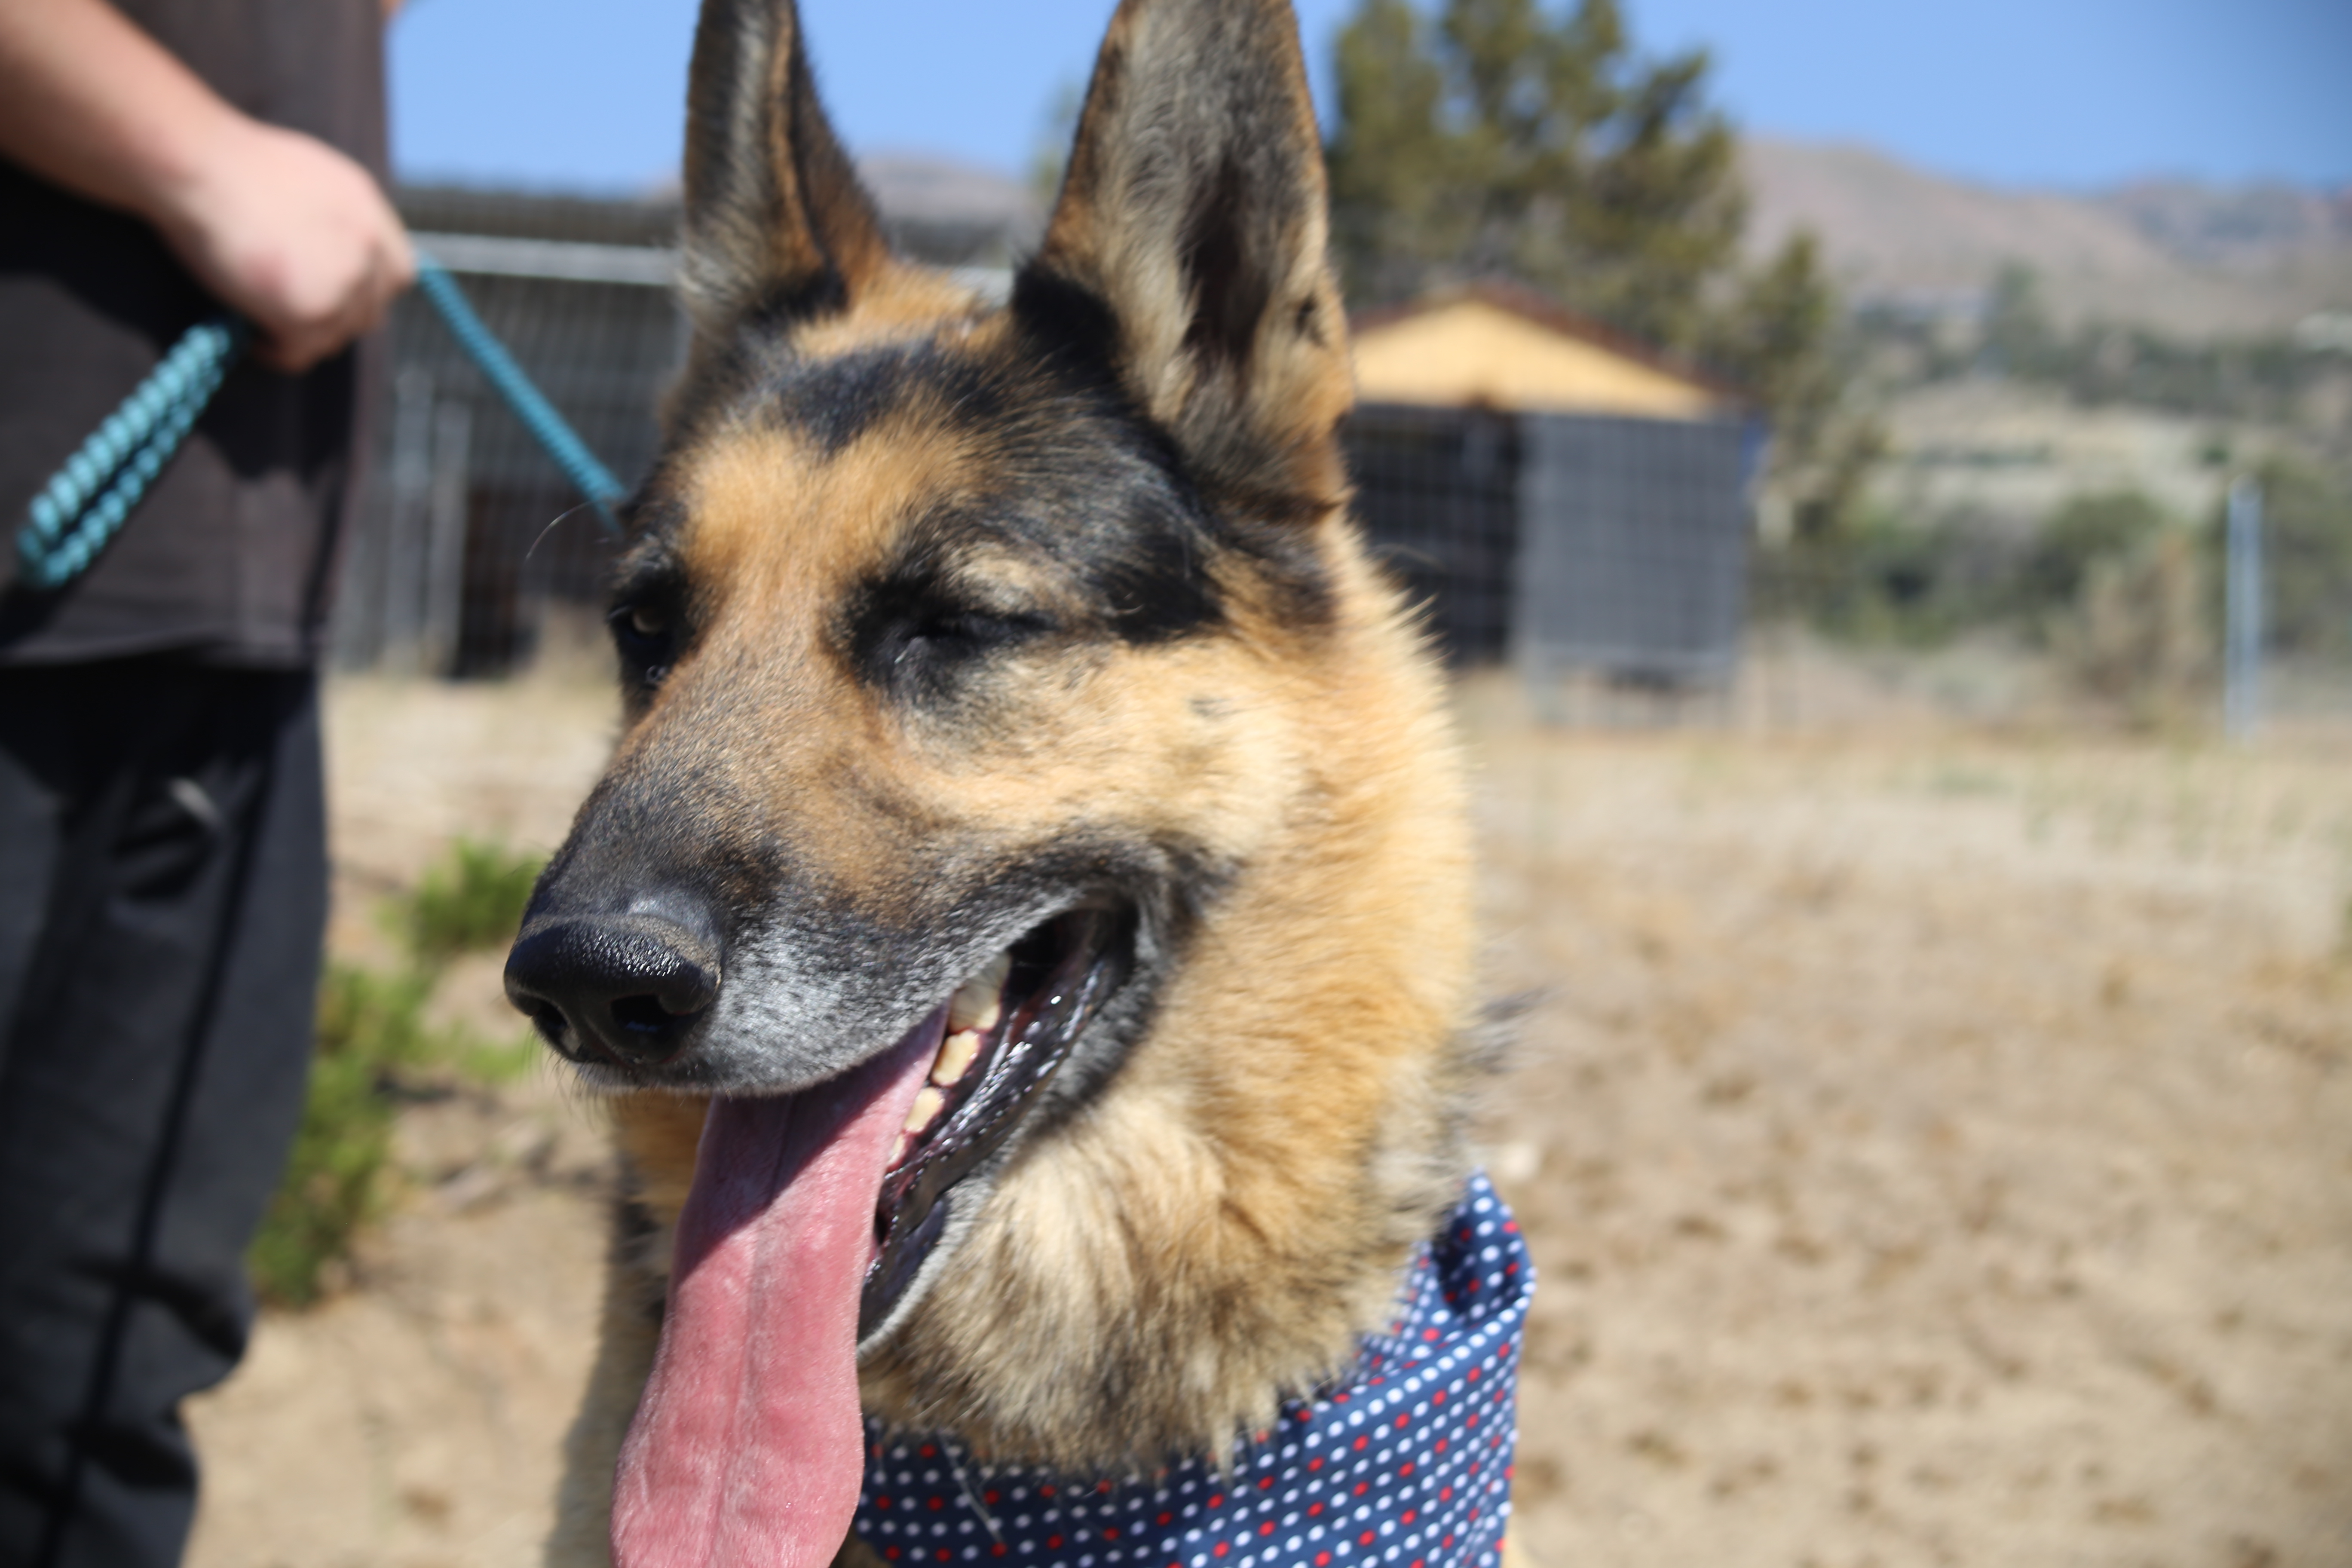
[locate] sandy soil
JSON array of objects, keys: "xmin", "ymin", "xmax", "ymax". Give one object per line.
[{"xmin": 183, "ymin": 668, "xmax": 2352, "ymax": 1568}]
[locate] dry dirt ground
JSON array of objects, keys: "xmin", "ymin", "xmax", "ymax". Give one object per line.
[{"xmin": 184, "ymin": 667, "xmax": 2352, "ymax": 1568}]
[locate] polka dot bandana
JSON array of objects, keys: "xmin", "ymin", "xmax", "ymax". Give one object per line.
[{"xmin": 855, "ymin": 1172, "xmax": 1532, "ymax": 1568}]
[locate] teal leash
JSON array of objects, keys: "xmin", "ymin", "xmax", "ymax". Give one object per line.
[
  {"xmin": 409, "ymin": 257, "xmax": 626, "ymax": 533},
  {"xmin": 12, "ymin": 252, "xmax": 628, "ymax": 594}
]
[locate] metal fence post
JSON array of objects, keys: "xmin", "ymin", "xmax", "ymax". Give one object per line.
[
  {"xmin": 421, "ymin": 400, "xmax": 474, "ymax": 678},
  {"xmin": 380, "ymin": 366, "xmax": 437, "ymax": 675},
  {"xmin": 2224, "ymin": 476, "xmax": 2263, "ymax": 741}
]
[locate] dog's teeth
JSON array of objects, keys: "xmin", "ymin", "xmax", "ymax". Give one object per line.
[
  {"xmin": 947, "ymin": 951, "xmax": 1011, "ymax": 1034},
  {"xmin": 903, "ymin": 1085, "xmax": 946, "ymax": 1134},
  {"xmin": 888, "ymin": 1131, "xmax": 912, "ymax": 1167},
  {"xmin": 932, "ymin": 1028, "xmax": 984, "ymax": 1087}
]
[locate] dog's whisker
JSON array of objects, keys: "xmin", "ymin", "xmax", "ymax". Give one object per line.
[{"xmin": 523, "ymin": 502, "xmax": 595, "ymax": 563}]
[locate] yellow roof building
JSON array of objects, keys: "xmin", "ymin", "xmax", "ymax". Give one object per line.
[{"xmin": 1350, "ymin": 282, "xmax": 1736, "ymax": 421}]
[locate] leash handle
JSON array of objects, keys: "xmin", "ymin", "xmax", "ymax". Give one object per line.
[
  {"xmin": 12, "ymin": 250, "xmax": 627, "ymax": 594},
  {"xmin": 13, "ymin": 317, "xmax": 249, "ymax": 591}
]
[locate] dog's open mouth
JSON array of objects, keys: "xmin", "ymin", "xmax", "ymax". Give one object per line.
[
  {"xmin": 864, "ymin": 904, "xmax": 1133, "ymax": 1338},
  {"xmin": 610, "ymin": 905, "xmax": 1132, "ymax": 1568}
]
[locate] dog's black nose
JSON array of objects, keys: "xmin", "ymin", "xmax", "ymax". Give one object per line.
[{"xmin": 504, "ymin": 909, "xmax": 720, "ymax": 1067}]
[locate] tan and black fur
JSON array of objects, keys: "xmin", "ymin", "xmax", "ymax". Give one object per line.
[{"xmin": 514, "ymin": 1, "xmax": 1485, "ymax": 1561}]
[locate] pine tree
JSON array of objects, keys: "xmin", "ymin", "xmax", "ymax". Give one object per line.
[
  {"xmin": 1325, "ymin": 0, "xmax": 1742, "ymax": 353},
  {"xmin": 1325, "ymin": 0, "xmax": 1868, "ymax": 531}
]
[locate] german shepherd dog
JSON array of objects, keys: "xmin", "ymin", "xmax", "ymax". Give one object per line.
[{"xmin": 502, "ymin": 2, "xmax": 1511, "ymax": 1564}]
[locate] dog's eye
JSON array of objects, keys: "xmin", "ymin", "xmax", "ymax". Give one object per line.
[
  {"xmin": 610, "ymin": 601, "xmax": 677, "ymax": 683},
  {"xmin": 892, "ymin": 609, "xmax": 1050, "ymax": 670},
  {"xmin": 912, "ymin": 611, "xmax": 1038, "ymax": 650},
  {"xmin": 850, "ymin": 584, "xmax": 1057, "ymax": 696}
]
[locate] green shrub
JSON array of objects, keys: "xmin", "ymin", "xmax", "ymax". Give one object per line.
[
  {"xmin": 2050, "ymin": 527, "xmax": 2211, "ymax": 723},
  {"xmin": 399, "ymin": 837, "xmax": 546, "ymax": 968},
  {"xmin": 250, "ymin": 838, "xmax": 550, "ymax": 1307},
  {"xmin": 248, "ymin": 964, "xmax": 430, "ymax": 1306},
  {"xmin": 444, "ymin": 1026, "xmax": 542, "ymax": 1087},
  {"xmin": 1762, "ymin": 509, "xmax": 2015, "ymax": 647},
  {"xmin": 2018, "ymin": 491, "xmax": 2170, "ymax": 636}
]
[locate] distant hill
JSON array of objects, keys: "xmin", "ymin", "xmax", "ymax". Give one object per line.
[
  {"xmin": 1740, "ymin": 139, "xmax": 2352, "ymax": 339},
  {"xmin": 2095, "ymin": 180, "xmax": 2352, "ymax": 268}
]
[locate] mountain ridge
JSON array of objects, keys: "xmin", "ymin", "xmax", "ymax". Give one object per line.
[{"xmin": 1740, "ymin": 139, "xmax": 2352, "ymax": 338}]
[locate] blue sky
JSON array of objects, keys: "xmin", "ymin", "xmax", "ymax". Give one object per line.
[{"xmin": 387, "ymin": 0, "xmax": 2352, "ymax": 195}]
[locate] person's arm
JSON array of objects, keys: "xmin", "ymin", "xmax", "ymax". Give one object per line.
[{"xmin": 0, "ymin": 0, "xmax": 413, "ymax": 372}]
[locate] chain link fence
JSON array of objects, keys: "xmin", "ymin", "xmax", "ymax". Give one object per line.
[
  {"xmin": 334, "ymin": 188, "xmax": 680, "ymax": 675},
  {"xmin": 346, "ymin": 189, "xmax": 2350, "ymax": 736},
  {"xmin": 337, "ymin": 198, "xmax": 1768, "ymax": 703}
]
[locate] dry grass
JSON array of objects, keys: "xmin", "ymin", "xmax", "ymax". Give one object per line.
[
  {"xmin": 1460, "ymin": 675, "xmax": 2352, "ymax": 1568},
  {"xmin": 183, "ymin": 666, "xmax": 2352, "ymax": 1568}
]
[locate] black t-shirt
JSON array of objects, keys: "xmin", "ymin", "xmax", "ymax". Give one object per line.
[{"xmin": 0, "ymin": 0, "xmax": 388, "ymax": 667}]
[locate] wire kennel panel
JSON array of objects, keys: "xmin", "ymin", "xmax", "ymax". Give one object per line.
[
  {"xmin": 1513, "ymin": 411, "xmax": 1755, "ymax": 690},
  {"xmin": 1345, "ymin": 403, "xmax": 1522, "ymax": 667}
]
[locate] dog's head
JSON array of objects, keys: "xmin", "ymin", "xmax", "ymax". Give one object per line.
[{"xmin": 505, "ymin": 2, "xmax": 1476, "ymax": 1563}]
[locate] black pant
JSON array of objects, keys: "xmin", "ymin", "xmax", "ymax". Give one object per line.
[{"xmin": 0, "ymin": 659, "xmax": 325, "ymax": 1568}]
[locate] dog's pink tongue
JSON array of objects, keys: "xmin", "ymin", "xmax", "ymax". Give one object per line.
[{"xmin": 612, "ymin": 1011, "xmax": 944, "ymax": 1568}]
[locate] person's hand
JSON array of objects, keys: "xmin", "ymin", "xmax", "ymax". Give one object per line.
[
  {"xmin": 0, "ymin": 0, "xmax": 411, "ymax": 372},
  {"xmin": 150, "ymin": 117, "xmax": 414, "ymax": 374}
]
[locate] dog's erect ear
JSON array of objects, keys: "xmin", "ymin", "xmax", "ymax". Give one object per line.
[
  {"xmin": 679, "ymin": 0, "xmax": 888, "ymax": 345},
  {"xmin": 1021, "ymin": 0, "xmax": 1352, "ymax": 522}
]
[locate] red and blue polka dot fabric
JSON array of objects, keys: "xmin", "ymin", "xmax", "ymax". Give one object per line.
[{"xmin": 856, "ymin": 1172, "xmax": 1532, "ymax": 1568}]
